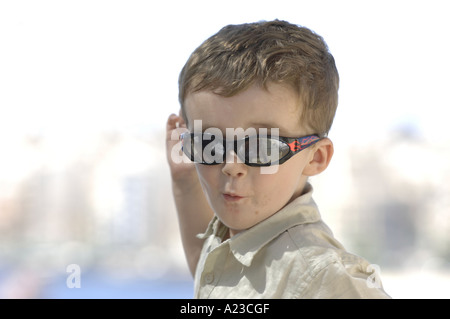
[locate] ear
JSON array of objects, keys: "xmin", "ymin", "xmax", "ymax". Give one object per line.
[{"xmin": 303, "ymin": 138, "xmax": 334, "ymax": 176}]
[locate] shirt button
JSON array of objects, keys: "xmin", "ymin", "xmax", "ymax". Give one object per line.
[{"xmin": 204, "ymin": 273, "xmax": 214, "ymax": 284}]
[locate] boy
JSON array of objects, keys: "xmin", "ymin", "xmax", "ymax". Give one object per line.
[{"xmin": 165, "ymin": 20, "xmax": 390, "ymax": 298}]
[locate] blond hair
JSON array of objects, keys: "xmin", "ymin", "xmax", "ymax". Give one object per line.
[{"xmin": 178, "ymin": 20, "xmax": 339, "ymax": 136}]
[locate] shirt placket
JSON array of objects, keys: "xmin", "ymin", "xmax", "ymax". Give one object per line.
[{"xmin": 197, "ymin": 241, "xmax": 230, "ymax": 298}]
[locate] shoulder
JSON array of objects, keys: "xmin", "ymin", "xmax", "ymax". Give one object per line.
[
  {"xmin": 273, "ymin": 222, "xmax": 391, "ymax": 298},
  {"xmin": 297, "ymin": 252, "xmax": 391, "ymax": 298},
  {"xmin": 284, "ymin": 220, "xmax": 346, "ymax": 273}
]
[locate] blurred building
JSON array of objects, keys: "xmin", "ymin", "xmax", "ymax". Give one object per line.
[
  {"xmin": 0, "ymin": 124, "xmax": 449, "ymax": 297},
  {"xmin": 0, "ymin": 130, "xmax": 188, "ymax": 298},
  {"xmin": 336, "ymin": 125, "xmax": 450, "ymax": 269}
]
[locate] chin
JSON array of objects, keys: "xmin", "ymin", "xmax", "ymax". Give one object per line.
[{"xmin": 216, "ymin": 213, "xmax": 252, "ymax": 233}]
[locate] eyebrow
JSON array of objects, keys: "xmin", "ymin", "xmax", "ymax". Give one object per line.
[
  {"xmin": 247, "ymin": 122, "xmax": 290, "ymax": 135},
  {"xmin": 248, "ymin": 121, "xmax": 278, "ymax": 128},
  {"xmin": 199, "ymin": 123, "xmax": 291, "ymax": 137},
  {"xmin": 247, "ymin": 122, "xmax": 286, "ymax": 133}
]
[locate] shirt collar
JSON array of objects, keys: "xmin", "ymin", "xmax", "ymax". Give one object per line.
[{"xmin": 197, "ymin": 183, "xmax": 321, "ymax": 267}]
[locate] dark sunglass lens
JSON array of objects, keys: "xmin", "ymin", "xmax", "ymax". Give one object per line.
[
  {"xmin": 202, "ymin": 136, "xmax": 225, "ymax": 164},
  {"xmin": 182, "ymin": 133, "xmax": 225, "ymax": 164},
  {"xmin": 240, "ymin": 137, "xmax": 289, "ymax": 165}
]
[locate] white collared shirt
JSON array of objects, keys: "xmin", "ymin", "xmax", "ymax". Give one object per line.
[{"xmin": 194, "ymin": 184, "xmax": 391, "ymax": 299}]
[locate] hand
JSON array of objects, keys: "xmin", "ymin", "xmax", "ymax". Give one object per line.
[{"xmin": 165, "ymin": 113, "xmax": 197, "ymax": 181}]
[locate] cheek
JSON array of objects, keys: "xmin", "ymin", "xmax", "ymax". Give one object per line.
[
  {"xmin": 195, "ymin": 165, "xmax": 221, "ymax": 192},
  {"xmin": 251, "ymin": 162, "xmax": 305, "ymax": 205},
  {"xmin": 250, "ymin": 172, "xmax": 290, "ymax": 205}
]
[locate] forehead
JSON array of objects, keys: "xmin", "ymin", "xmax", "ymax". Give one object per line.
[{"xmin": 184, "ymin": 83, "xmax": 308, "ymax": 135}]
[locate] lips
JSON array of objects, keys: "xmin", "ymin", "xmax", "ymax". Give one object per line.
[{"xmin": 223, "ymin": 193, "xmax": 245, "ymax": 202}]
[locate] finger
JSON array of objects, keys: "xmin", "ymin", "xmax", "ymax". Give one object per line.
[
  {"xmin": 167, "ymin": 113, "xmax": 179, "ymax": 130},
  {"xmin": 166, "ymin": 116, "xmax": 188, "ymax": 143}
]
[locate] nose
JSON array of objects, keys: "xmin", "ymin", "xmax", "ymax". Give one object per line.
[{"xmin": 221, "ymin": 151, "xmax": 247, "ymax": 177}]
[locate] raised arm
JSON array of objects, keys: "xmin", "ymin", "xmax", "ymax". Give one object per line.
[{"xmin": 165, "ymin": 113, "xmax": 214, "ymax": 276}]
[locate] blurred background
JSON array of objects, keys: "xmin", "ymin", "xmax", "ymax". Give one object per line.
[{"xmin": 1, "ymin": 0, "xmax": 449, "ymax": 298}]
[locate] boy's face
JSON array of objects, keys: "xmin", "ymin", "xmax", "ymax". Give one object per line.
[{"xmin": 184, "ymin": 83, "xmax": 316, "ymax": 237}]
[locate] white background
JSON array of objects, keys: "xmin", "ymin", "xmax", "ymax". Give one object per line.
[{"xmin": 1, "ymin": 0, "xmax": 449, "ymax": 298}]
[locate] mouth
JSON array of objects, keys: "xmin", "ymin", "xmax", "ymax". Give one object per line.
[{"xmin": 222, "ymin": 193, "xmax": 246, "ymax": 202}]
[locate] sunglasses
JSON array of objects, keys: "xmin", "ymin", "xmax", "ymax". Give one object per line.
[{"xmin": 180, "ymin": 132, "xmax": 321, "ymax": 167}]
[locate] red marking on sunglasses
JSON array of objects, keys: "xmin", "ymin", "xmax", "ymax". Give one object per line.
[
  {"xmin": 288, "ymin": 140, "xmax": 301, "ymax": 152},
  {"xmin": 288, "ymin": 136, "xmax": 319, "ymax": 152}
]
